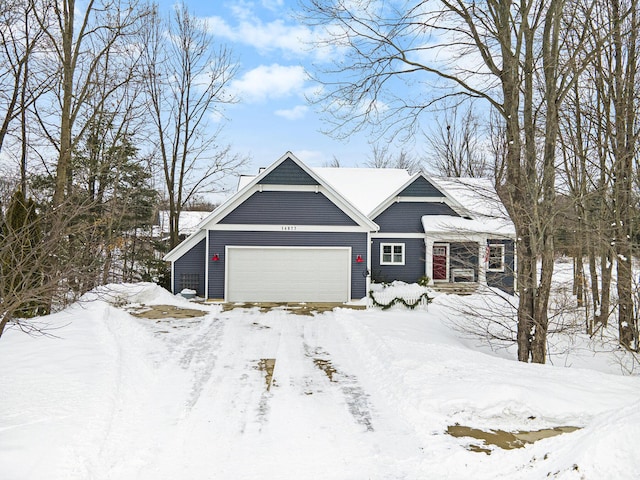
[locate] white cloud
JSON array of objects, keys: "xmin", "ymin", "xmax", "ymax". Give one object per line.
[
  {"xmin": 274, "ymin": 105, "xmax": 308, "ymax": 120},
  {"xmin": 202, "ymin": 8, "xmax": 337, "ymax": 62},
  {"xmin": 230, "ymin": 64, "xmax": 308, "ymax": 103},
  {"xmin": 261, "ymin": 0, "xmax": 284, "ymax": 10}
]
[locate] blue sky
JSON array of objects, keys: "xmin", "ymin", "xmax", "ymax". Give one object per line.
[{"xmin": 160, "ymin": 0, "xmax": 385, "ymax": 173}]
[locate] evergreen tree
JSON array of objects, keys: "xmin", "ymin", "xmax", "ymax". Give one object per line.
[{"xmin": 0, "ymin": 189, "xmax": 47, "ymax": 318}]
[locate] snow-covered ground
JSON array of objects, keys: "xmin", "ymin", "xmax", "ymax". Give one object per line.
[{"xmin": 1, "ymin": 282, "xmax": 639, "ymax": 480}]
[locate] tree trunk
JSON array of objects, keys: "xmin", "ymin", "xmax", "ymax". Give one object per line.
[
  {"xmin": 611, "ymin": 0, "xmax": 638, "ymax": 350},
  {"xmin": 53, "ymin": 0, "xmax": 75, "ymax": 207}
]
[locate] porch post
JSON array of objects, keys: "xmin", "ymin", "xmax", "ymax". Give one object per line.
[
  {"xmin": 478, "ymin": 239, "xmax": 487, "ymax": 285},
  {"xmin": 425, "ymin": 238, "xmax": 434, "ymax": 285}
]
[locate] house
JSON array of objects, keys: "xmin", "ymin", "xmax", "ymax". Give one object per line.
[
  {"xmin": 163, "ymin": 152, "xmax": 515, "ymax": 302},
  {"xmin": 154, "ymin": 210, "xmax": 211, "ymax": 240}
]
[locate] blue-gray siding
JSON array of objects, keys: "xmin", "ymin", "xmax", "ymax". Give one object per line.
[
  {"xmin": 173, "ymin": 238, "xmax": 206, "ymax": 296},
  {"xmin": 219, "ymin": 191, "xmax": 357, "ymax": 226},
  {"xmin": 260, "ymin": 157, "xmax": 319, "ymax": 185},
  {"xmin": 400, "ymin": 176, "xmax": 446, "ymax": 197},
  {"xmin": 374, "ymin": 202, "xmax": 459, "ymax": 232},
  {"xmin": 486, "ymin": 239, "xmax": 515, "ymax": 294},
  {"xmin": 208, "ymin": 231, "xmax": 368, "ymax": 299},
  {"xmin": 450, "ymin": 242, "xmax": 479, "ymax": 281},
  {"xmin": 371, "ymin": 237, "xmax": 425, "ymax": 284}
]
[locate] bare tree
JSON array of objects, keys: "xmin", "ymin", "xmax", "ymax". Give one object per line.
[
  {"xmin": 141, "ymin": 3, "xmax": 246, "ymax": 249},
  {"xmin": 0, "ymin": 0, "xmax": 50, "ymax": 193},
  {"xmin": 30, "ymin": 0, "xmax": 149, "ymax": 208},
  {"xmin": 558, "ymin": 0, "xmax": 640, "ymax": 349},
  {"xmin": 425, "ymin": 104, "xmax": 490, "ymax": 178},
  {"xmin": 322, "ymin": 155, "xmax": 342, "ymax": 167},
  {"xmin": 365, "ymin": 144, "xmax": 423, "ymax": 174},
  {"xmin": 302, "ymin": 0, "xmax": 601, "ymax": 362},
  {"xmin": 0, "ymin": 193, "xmax": 107, "ymax": 338},
  {"xmin": 608, "ymin": 0, "xmax": 639, "ymax": 350}
]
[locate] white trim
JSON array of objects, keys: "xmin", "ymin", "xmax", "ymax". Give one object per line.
[
  {"xmin": 164, "ymin": 151, "xmax": 380, "ymax": 266},
  {"xmin": 432, "ymin": 242, "xmax": 450, "ymax": 282},
  {"xmin": 163, "ymin": 229, "xmax": 206, "ymax": 262},
  {"xmin": 224, "ymin": 245, "xmax": 229, "ymax": 301},
  {"xmin": 396, "ymin": 196, "xmax": 447, "ymax": 203},
  {"xmin": 425, "ymin": 232, "xmax": 493, "ymax": 241},
  {"xmin": 425, "ymin": 238, "xmax": 434, "ymax": 285},
  {"xmin": 478, "ymin": 241, "xmax": 487, "ymax": 285},
  {"xmin": 380, "ymin": 242, "xmax": 405, "ymax": 265},
  {"xmin": 366, "ymin": 231, "xmax": 372, "ymax": 295},
  {"xmin": 197, "ymin": 152, "xmax": 378, "ymax": 232},
  {"xmin": 513, "ymin": 241, "xmax": 518, "ymax": 291},
  {"xmin": 257, "ymin": 184, "xmax": 320, "ymax": 192},
  {"xmin": 368, "ymin": 172, "xmax": 469, "ymax": 219},
  {"xmin": 371, "ymin": 232, "xmax": 425, "ymax": 239},
  {"xmin": 171, "ymin": 261, "xmax": 175, "ymax": 293},
  {"xmin": 210, "ymin": 224, "xmax": 369, "ymax": 233},
  {"xmin": 487, "ymin": 243, "xmax": 506, "ymax": 272},
  {"xmin": 205, "ymin": 231, "xmax": 210, "ymax": 299}
]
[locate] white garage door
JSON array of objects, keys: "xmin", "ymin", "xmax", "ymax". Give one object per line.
[{"xmin": 226, "ymin": 246, "xmax": 351, "ymax": 302}]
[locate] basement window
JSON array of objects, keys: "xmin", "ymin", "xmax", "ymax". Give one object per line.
[{"xmin": 180, "ymin": 273, "xmax": 200, "ymax": 291}]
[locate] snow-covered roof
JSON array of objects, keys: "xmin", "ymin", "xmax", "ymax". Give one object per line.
[
  {"xmin": 422, "ymin": 215, "xmax": 515, "ymax": 237},
  {"xmin": 236, "ymin": 164, "xmax": 512, "ymax": 232},
  {"xmin": 156, "ymin": 210, "xmax": 211, "ymax": 236},
  {"xmin": 433, "ymin": 178, "xmax": 508, "ymax": 219},
  {"xmin": 422, "ymin": 178, "xmax": 515, "ymax": 237},
  {"xmin": 312, "ymin": 167, "xmax": 411, "ymax": 215},
  {"xmin": 237, "ymin": 167, "xmax": 411, "ymax": 216}
]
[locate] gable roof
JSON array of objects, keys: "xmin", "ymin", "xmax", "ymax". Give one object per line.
[
  {"xmin": 237, "ymin": 159, "xmax": 508, "ymax": 223},
  {"xmin": 214, "ymin": 152, "xmax": 378, "ymax": 229},
  {"xmin": 238, "ymin": 166, "xmax": 412, "ymax": 215},
  {"xmin": 422, "ymin": 177, "xmax": 515, "ymax": 237},
  {"xmin": 165, "ymin": 152, "xmax": 515, "ymax": 262},
  {"xmin": 312, "ymin": 167, "xmax": 411, "ymax": 215},
  {"xmin": 367, "ymin": 172, "xmax": 470, "ymax": 220},
  {"xmin": 165, "ymin": 152, "xmax": 379, "ymax": 261}
]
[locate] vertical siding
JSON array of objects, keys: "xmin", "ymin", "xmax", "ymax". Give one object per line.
[
  {"xmin": 208, "ymin": 231, "xmax": 368, "ymax": 299},
  {"xmin": 400, "ymin": 176, "xmax": 446, "ymax": 197},
  {"xmin": 219, "ymin": 191, "xmax": 357, "ymax": 226},
  {"xmin": 374, "ymin": 202, "xmax": 460, "ymax": 232},
  {"xmin": 173, "ymin": 238, "xmax": 206, "ymax": 296},
  {"xmin": 486, "ymin": 239, "xmax": 515, "ymax": 294},
  {"xmin": 260, "ymin": 158, "xmax": 319, "ymax": 185},
  {"xmin": 371, "ymin": 237, "xmax": 425, "ymax": 284}
]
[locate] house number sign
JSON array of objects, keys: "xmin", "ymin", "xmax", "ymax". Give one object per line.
[{"xmin": 281, "ymin": 225, "xmax": 297, "ymax": 231}]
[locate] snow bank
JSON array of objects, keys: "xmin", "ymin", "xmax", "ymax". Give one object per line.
[
  {"xmin": 80, "ymin": 282, "xmax": 189, "ymax": 307},
  {"xmin": 2, "ymin": 282, "xmax": 640, "ymax": 479}
]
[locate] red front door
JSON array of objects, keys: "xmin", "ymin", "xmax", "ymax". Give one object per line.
[{"xmin": 433, "ymin": 245, "xmax": 447, "ymax": 280}]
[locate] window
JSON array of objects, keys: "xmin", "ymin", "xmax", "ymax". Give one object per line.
[
  {"xmin": 180, "ymin": 273, "xmax": 200, "ymax": 291},
  {"xmin": 433, "ymin": 246, "xmax": 447, "ymax": 257},
  {"xmin": 381, "ymin": 243, "xmax": 405, "ymax": 265},
  {"xmin": 487, "ymin": 244, "xmax": 505, "ymax": 271}
]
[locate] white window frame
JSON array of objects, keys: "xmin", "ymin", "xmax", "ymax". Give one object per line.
[
  {"xmin": 380, "ymin": 243, "xmax": 405, "ymax": 265},
  {"xmin": 487, "ymin": 244, "xmax": 505, "ymax": 272}
]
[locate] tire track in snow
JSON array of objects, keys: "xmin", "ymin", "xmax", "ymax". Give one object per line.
[
  {"xmin": 302, "ymin": 342, "xmax": 375, "ymax": 432},
  {"xmin": 174, "ymin": 315, "xmax": 226, "ymax": 410}
]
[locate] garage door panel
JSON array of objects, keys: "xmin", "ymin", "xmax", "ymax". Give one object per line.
[{"xmin": 226, "ymin": 247, "xmax": 350, "ymax": 302}]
